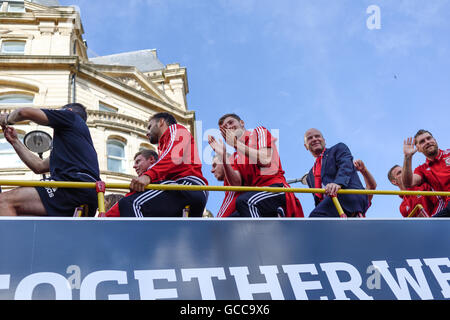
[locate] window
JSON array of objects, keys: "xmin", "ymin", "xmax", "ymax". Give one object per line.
[
  {"xmin": 107, "ymin": 139, "xmax": 126, "ymax": 173},
  {"xmin": 0, "ymin": 93, "xmax": 33, "ymax": 104},
  {"xmin": 99, "ymin": 103, "xmax": 117, "ymax": 113},
  {"xmin": 7, "ymin": 3, "xmax": 25, "ymax": 13},
  {"xmin": 0, "ymin": 133, "xmax": 25, "ymax": 168},
  {"xmin": 1, "ymin": 40, "xmax": 26, "ymax": 54}
]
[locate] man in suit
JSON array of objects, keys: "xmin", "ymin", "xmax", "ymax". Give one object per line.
[{"xmin": 304, "ymin": 128, "xmax": 369, "ymax": 217}]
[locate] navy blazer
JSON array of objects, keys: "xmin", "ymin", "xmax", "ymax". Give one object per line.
[{"xmin": 306, "ymin": 143, "xmax": 368, "ymax": 214}]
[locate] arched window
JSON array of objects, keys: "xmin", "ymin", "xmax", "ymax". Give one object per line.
[
  {"xmin": 1, "ymin": 40, "xmax": 26, "ymax": 54},
  {"xmin": 0, "ymin": 132, "xmax": 25, "ymax": 168},
  {"xmin": 107, "ymin": 139, "xmax": 126, "ymax": 173},
  {"xmin": 0, "ymin": 93, "xmax": 34, "ymax": 104}
]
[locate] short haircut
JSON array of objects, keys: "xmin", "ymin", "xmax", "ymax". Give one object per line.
[
  {"xmin": 387, "ymin": 164, "xmax": 400, "ymax": 182},
  {"xmin": 150, "ymin": 112, "xmax": 177, "ymax": 126},
  {"xmin": 104, "ymin": 193, "xmax": 124, "ymax": 211},
  {"xmin": 218, "ymin": 113, "xmax": 241, "ymax": 126},
  {"xmin": 414, "ymin": 129, "xmax": 433, "ymax": 144},
  {"xmin": 304, "ymin": 128, "xmax": 324, "ymax": 144},
  {"xmin": 134, "ymin": 149, "xmax": 158, "ymax": 161},
  {"xmin": 62, "ymin": 103, "xmax": 87, "ymax": 122}
]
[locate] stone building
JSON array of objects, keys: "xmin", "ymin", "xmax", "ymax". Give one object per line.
[{"xmin": 0, "ymin": 0, "xmax": 196, "ymax": 194}]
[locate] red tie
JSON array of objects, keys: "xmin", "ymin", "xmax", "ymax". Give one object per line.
[{"xmin": 313, "ymin": 149, "xmax": 325, "ymax": 201}]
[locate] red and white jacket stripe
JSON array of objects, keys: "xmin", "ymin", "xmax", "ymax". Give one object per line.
[{"xmin": 143, "ymin": 124, "xmax": 208, "ymax": 185}]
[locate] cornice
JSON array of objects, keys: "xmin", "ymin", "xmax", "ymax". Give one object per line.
[
  {"xmin": 81, "ymin": 63, "xmax": 175, "ymax": 105},
  {"xmin": 87, "ymin": 110, "xmax": 148, "ymax": 137},
  {"xmin": 79, "ymin": 63, "xmax": 188, "ymax": 118},
  {"xmin": 0, "ymin": 56, "xmax": 193, "ymax": 117},
  {"xmin": 0, "ymin": 55, "xmax": 78, "ymax": 70},
  {"xmin": 0, "ymin": 12, "xmax": 79, "ymax": 24},
  {"xmin": 0, "ymin": 56, "xmax": 197, "ymax": 135}
]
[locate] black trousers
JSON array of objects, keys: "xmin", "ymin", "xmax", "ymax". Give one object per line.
[
  {"xmin": 118, "ymin": 176, "xmax": 208, "ymax": 217},
  {"xmin": 309, "ymin": 194, "xmax": 368, "ymax": 218},
  {"xmin": 234, "ymin": 183, "xmax": 286, "ymax": 218},
  {"xmin": 433, "ymin": 202, "xmax": 450, "ymax": 217},
  {"xmin": 309, "ymin": 196, "xmax": 341, "ymax": 218}
]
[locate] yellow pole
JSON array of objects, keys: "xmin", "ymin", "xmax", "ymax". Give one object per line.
[
  {"xmin": 97, "ymin": 193, "xmax": 105, "ymax": 217},
  {"xmin": 95, "ymin": 181, "xmax": 106, "ymax": 217},
  {"xmin": 0, "ymin": 180, "xmax": 448, "ymax": 198},
  {"xmin": 407, "ymin": 204, "xmax": 427, "ymax": 218},
  {"xmin": 0, "ymin": 180, "xmax": 95, "ymax": 189},
  {"xmin": 331, "ymin": 196, "xmax": 346, "ymax": 218},
  {"xmin": 101, "ymin": 183, "xmax": 450, "ymax": 197}
]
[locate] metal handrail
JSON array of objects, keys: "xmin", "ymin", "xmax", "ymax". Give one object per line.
[{"xmin": 0, "ymin": 180, "xmax": 448, "ymax": 217}]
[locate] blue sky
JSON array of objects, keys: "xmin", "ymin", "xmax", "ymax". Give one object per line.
[{"xmin": 59, "ymin": 0, "xmax": 450, "ymax": 218}]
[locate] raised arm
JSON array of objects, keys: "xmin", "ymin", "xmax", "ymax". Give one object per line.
[
  {"xmin": 2, "ymin": 126, "xmax": 49, "ymax": 174},
  {"xmin": 354, "ymin": 159, "xmax": 376, "ymax": 202},
  {"xmin": 208, "ymin": 135, "xmax": 242, "ymax": 186},
  {"xmin": 221, "ymin": 127, "xmax": 273, "ymax": 167},
  {"xmin": 354, "ymin": 159, "xmax": 377, "ymax": 190},
  {"xmin": 402, "ymin": 137, "xmax": 423, "ymax": 188},
  {"xmin": 0, "ymin": 107, "xmax": 49, "ymax": 127}
]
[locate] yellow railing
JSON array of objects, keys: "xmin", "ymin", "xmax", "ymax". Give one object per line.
[
  {"xmin": 0, "ymin": 180, "xmax": 448, "ymax": 218},
  {"xmin": 407, "ymin": 204, "xmax": 428, "ymax": 218}
]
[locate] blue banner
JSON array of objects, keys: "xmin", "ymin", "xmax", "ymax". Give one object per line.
[{"xmin": 0, "ymin": 218, "xmax": 449, "ymax": 300}]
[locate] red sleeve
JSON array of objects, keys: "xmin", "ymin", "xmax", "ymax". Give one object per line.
[
  {"xmin": 428, "ymin": 196, "xmax": 444, "ymax": 216},
  {"xmin": 230, "ymin": 153, "xmax": 239, "ymax": 171},
  {"xmin": 217, "ymin": 191, "xmax": 238, "ymax": 218},
  {"xmin": 399, "ymin": 199, "xmax": 410, "ymax": 217},
  {"xmin": 413, "ymin": 165, "xmax": 425, "ymax": 180},
  {"xmin": 254, "ymin": 126, "xmax": 277, "ymax": 150},
  {"xmin": 400, "ymin": 195, "xmax": 425, "ymax": 217},
  {"xmin": 285, "ymin": 192, "xmax": 304, "ymax": 218},
  {"xmin": 143, "ymin": 125, "xmax": 190, "ymax": 182},
  {"xmin": 279, "ymin": 181, "xmax": 304, "ymax": 218},
  {"xmin": 419, "ymin": 183, "xmax": 442, "ymax": 216},
  {"xmin": 105, "ymin": 202, "xmax": 120, "ymax": 217},
  {"xmin": 400, "ymin": 195, "xmax": 420, "ymax": 217},
  {"xmin": 230, "ymin": 152, "xmax": 246, "ymax": 176}
]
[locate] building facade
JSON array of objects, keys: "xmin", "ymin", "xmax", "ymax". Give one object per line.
[{"xmin": 0, "ymin": 0, "xmax": 196, "ymax": 194}]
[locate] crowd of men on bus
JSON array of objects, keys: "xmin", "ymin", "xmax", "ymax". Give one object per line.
[{"xmin": 0, "ymin": 104, "xmax": 448, "ymax": 218}]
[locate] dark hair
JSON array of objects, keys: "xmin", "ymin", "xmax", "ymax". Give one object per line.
[
  {"xmin": 134, "ymin": 149, "xmax": 158, "ymax": 161},
  {"xmin": 414, "ymin": 129, "xmax": 433, "ymax": 145},
  {"xmin": 150, "ymin": 112, "xmax": 177, "ymax": 126},
  {"xmin": 62, "ymin": 103, "xmax": 87, "ymax": 122},
  {"xmin": 218, "ymin": 113, "xmax": 241, "ymax": 126},
  {"xmin": 387, "ymin": 164, "xmax": 400, "ymax": 182}
]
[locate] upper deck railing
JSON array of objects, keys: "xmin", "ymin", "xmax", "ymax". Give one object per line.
[{"xmin": 0, "ymin": 180, "xmax": 448, "ymax": 218}]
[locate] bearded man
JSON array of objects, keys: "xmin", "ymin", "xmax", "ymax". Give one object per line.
[{"xmin": 402, "ymin": 129, "xmax": 449, "ymax": 217}]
